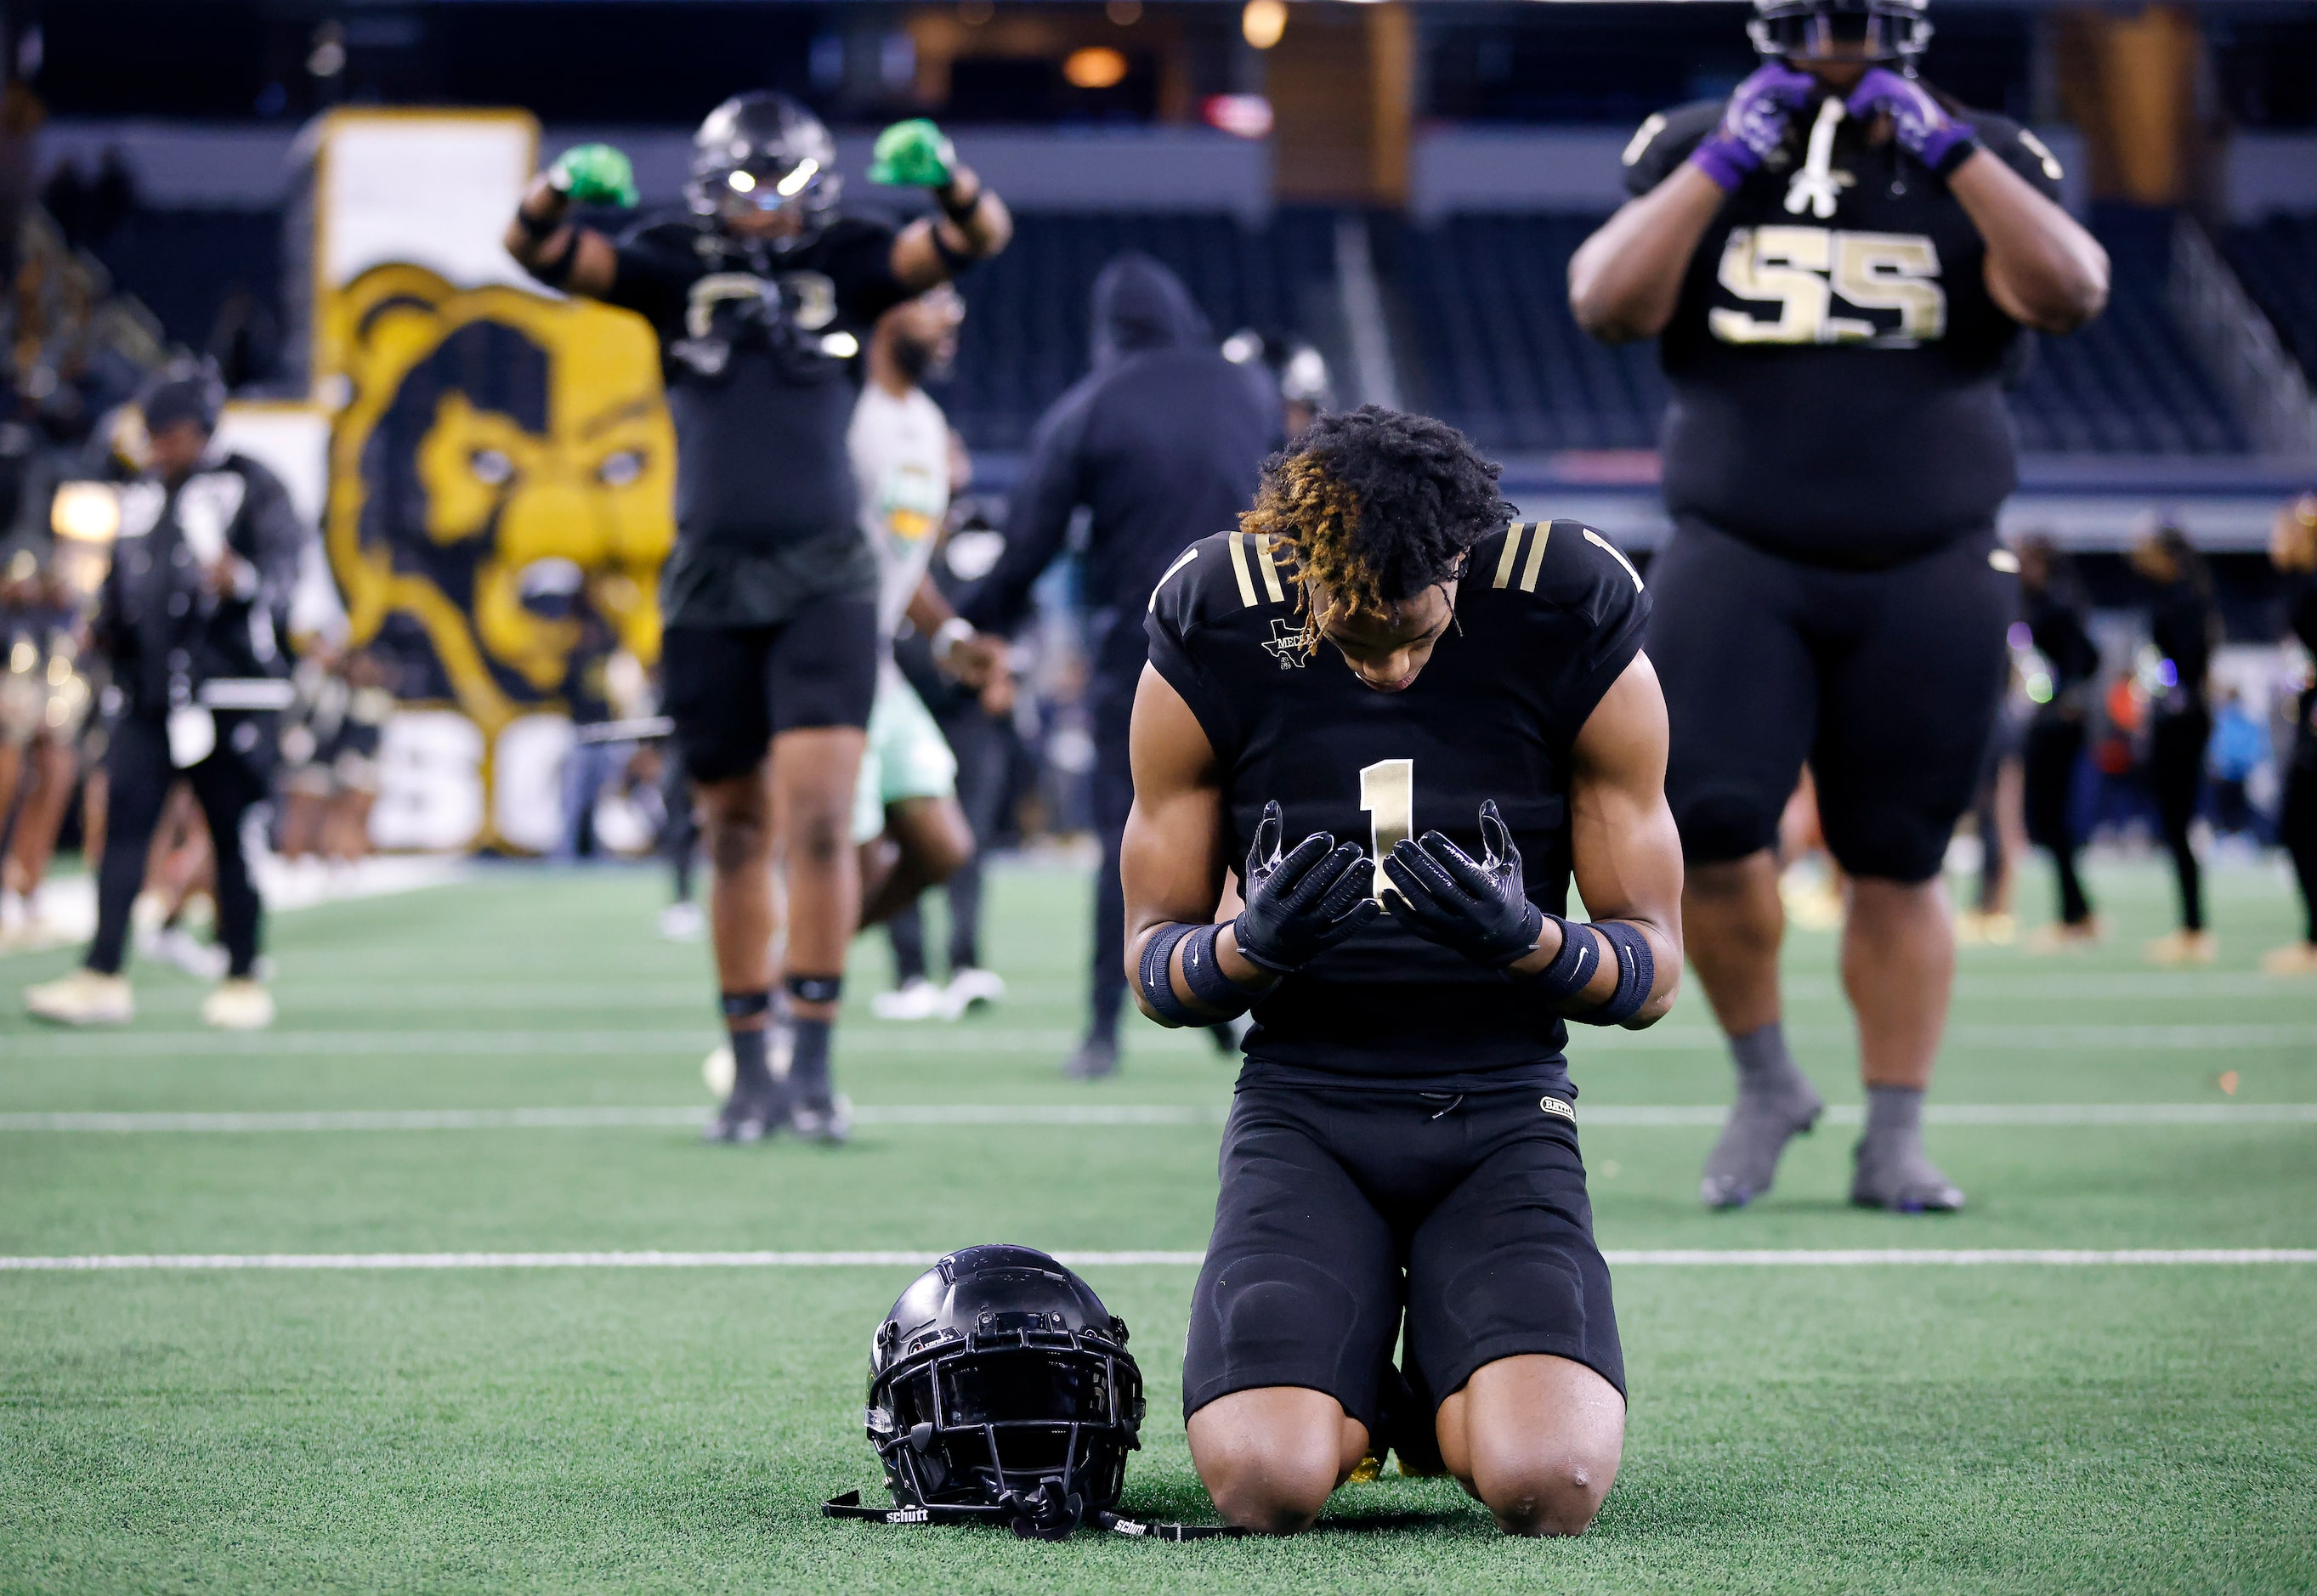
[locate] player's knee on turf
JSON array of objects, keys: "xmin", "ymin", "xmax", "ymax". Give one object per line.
[
  {"xmin": 1468, "ymin": 1447, "xmax": 1617, "ymax": 1537},
  {"xmin": 1187, "ymin": 1389, "xmax": 1366, "ymax": 1535},
  {"xmin": 1438, "ymin": 1355, "xmax": 1624, "ymax": 1537}
]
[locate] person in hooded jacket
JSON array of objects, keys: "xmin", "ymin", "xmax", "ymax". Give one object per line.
[{"xmin": 961, "ymin": 252, "xmax": 1281, "ymax": 1078}]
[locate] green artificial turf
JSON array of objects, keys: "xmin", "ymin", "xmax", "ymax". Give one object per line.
[{"xmin": 3, "ymin": 857, "xmax": 2314, "ymax": 1593}]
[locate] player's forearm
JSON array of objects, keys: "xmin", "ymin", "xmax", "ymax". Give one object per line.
[
  {"xmin": 1950, "ymin": 150, "xmax": 2108, "ymax": 333},
  {"xmin": 1126, "ymin": 920, "xmax": 1278, "ymax": 1027},
  {"xmin": 1567, "ymin": 167, "xmax": 1724, "ymax": 343},
  {"xmin": 1506, "ymin": 912, "xmax": 1679, "ymax": 1027},
  {"xmin": 905, "ymin": 579, "xmax": 956, "ymax": 639},
  {"xmin": 504, "ymin": 177, "xmax": 573, "ymax": 270},
  {"xmin": 934, "ymin": 164, "xmax": 1011, "ymax": 260}
]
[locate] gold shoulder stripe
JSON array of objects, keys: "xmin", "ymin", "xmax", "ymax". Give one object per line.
[
  {"xmin": 1519, "ymin": 519, "xmax": 1552, "ymax": 592},
  {"xmin": 1230, "ymin": 532, "xmax": 1260, "ymax": 608},
  {"xmin": 1492, "ymin": 524, "xmax": 1528, "ymax": 589},
  {"xmin": 1584, "ymin": 527, "xmax": 1646, "ymax": 591},
  {"xmin": 1254, "ymin": 532, "xmax": 1286, "ymax": 604},
  {"xmin": 1147, "ymin": 546, "xmax": 1199, "ymax": 613}
]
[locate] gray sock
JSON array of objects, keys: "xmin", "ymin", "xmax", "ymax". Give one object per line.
[
  {"xmin": 1731, "ymin": 1022, "xmax": 1815, "ymax": 1104},
  {"xmin": 1862, "ymin": 1084, "xmax": 1924, "ymax": 1148},
  {"xmin": 789, "ymin": 1018, "xmax": 833, "ymax": 1106},
  {"xmin": 1853, "ymin": 1085, "xmax": 1963, "ymax": 1211},
  {"xmin": 728, "ymin": 1027, "xmax": 772, "ymax": 1094},
  {"xmin": 1699, "ymin": 1022, "xmax": 1823, "ymax": 1209}
]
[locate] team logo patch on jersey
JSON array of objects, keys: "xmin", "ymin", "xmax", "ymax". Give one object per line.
[
  {"xmin": 1539, "ymin": 1095, "xmax": 1577, "ymax": 1123},
  {"xmin": 1263, "ymin": 619, "xmax": 1308, "ymax": 669}
]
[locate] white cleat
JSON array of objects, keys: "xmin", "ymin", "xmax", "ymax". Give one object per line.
[
  {"xmin": 658, "ymin": 901, "xmax": 705, "ymax": 942},
  {"xmin": 150, "ymin": 927, "xmax": 229, "ymax": 981},
  {"xmin": 871, "ymin": 976, "xmax": 946, "ymax": 1022},
  {"xmin": 201, "ymin": 978, "xmax": 276, "ymax": 1031},
  {"xmin": 25, "ymin": 969, "xmax": 134, "ymax": 1026},
  {"xmin": 940, "ymin": 967, "xmax": 1006, "ymax": 1019}
]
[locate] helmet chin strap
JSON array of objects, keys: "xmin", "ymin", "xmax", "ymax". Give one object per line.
[{"xmin": 1785, "ymin": 94, "xmax": 1853, "ymax": 218}]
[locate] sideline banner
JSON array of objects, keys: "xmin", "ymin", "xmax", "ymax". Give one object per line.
[{"xmin": 292, "ymin": 110, "xmax": 674, "ymax": 852}]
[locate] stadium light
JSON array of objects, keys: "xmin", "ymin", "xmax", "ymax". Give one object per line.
[
  {"xmin": 50, "ymin": 482, "xmax": 121, "ymax": 546},
  {"xmin": 1064, "ymin": 46, "xmax": 1130, "ymax": 89},
  {"xmin": 1243, "ymin": 0, "xmax": 1286, "ymax": 50}
]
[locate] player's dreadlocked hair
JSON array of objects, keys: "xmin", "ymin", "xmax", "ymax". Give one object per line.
[{"xmin": 1240, "ymin": 405, "xmax": 1513, "ymax": 653}]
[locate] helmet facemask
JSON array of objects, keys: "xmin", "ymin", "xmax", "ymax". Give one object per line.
[
  {"xmin": 867, "ymin": 1300, "xmax": 1143, "ymax": 1540},
  {"xmin": 1748, "ymin": 0, "xmax": 1932, "ymax": 67}
]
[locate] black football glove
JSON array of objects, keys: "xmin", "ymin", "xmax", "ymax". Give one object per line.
[
  {"xmin": 1380, "ymin": 800, "xmax": 1546, "ymax": 969},
  {"xmin": 1232, "ymin": 801, "xmax": 1381, "ymax": 974}
]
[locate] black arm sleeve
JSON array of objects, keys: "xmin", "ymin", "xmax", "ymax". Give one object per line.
[
  {"xmin": 1622, "ymin": 101, "xmax": 1722, "ymax": 198},
  {"xmin": 1973, "ymin": 113, "xmax": 2067, "ymax": 206}
]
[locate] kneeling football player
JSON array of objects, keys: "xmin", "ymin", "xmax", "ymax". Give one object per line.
[{"xmin": 1123, "ymin": 406, "xmax": 1682, "ymax": 1536}]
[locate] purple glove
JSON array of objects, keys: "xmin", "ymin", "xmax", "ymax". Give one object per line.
[
  {"xmin": 1846, "ymin": 68, "xmax": 1980, "ymax": 176},
  {"xmin": 1688, "ymin": 64, "xmax": 1816, "ymax": 193}
]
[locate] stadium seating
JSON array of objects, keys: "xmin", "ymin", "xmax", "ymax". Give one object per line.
[
  {"xmin": 944, "ymin": 208, "xmax": 1337, "ymax": 450},
  {"xmin": 2223, "ymin": 210, "xmax": 2317, "ymax": 384},
  {"xmin": 73, "ymin": 201, "xmax": 2259, "ymax": 461}
]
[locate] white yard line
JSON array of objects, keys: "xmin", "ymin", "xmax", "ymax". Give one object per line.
[
  {"xmin": 3, "ymin": 1248, "xmax": 2312, "ymax": 1272},
  {"xmin": 2, "ymin": 1103, "xmax": 2312, "ymax": 1133},
  {"xmin": 11, "ymin": 1022, "xmax": 2315, "ymax": 1058}
]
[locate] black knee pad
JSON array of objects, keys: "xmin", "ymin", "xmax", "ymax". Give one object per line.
[
  {"xmin": 1674, "ymin": 787, "xmax": 1779, "ymax": 867},
  {"xmin": 1820, "ymin": 805, "xmax": 1948, "ymax": 885}
]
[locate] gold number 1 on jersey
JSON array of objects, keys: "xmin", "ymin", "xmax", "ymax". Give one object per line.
[{"xmin": 1359, "ymin": 758, "xmax": 1414, "ymax": 903}]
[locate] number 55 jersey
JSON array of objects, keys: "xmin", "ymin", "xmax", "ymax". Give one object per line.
[
  {"xmin": 1623, "ymin": 88, "xmax": 2067, "ymax": 569},
  {"xmin": 1144, "ymin": 519, "xmax": 1647, "ymax": 1089}
]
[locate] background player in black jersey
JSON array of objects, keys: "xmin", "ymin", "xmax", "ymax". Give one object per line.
[
  {"xmin": 1123, "ymin": 408, "xmax": 1682, "ymax": 1535},
  {"xmin": 1568, "ymin": 0, "xmax": 2109, "ymax": 1212},
  {"xmin": 505, "ymin": 97, "xmax": 1010, "ymax": 1143}
]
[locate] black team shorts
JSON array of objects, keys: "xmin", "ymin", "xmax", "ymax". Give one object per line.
[
  {"xmin": 1646, "ymin": 516, "xmax": 2013, "ymax": 883},
  {"xmin": 659, "ymin": 596, "xmax": 879, "ymax": 785},
  {"xmin": 1182, "ymin": 1078, "xmax": 1624, "ymax": 1438}
]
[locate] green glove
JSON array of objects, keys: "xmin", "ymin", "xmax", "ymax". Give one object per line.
[
  {"xmin": 869, "ymin": 119, "xmax": 955, "ymax": 189},
  {"xmin": 548, "ymin": 144, "xmax": 637, "ymax": 208}
]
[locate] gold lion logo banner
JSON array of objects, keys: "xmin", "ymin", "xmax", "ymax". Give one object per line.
[{"xmin": 324, "ymin": 263, "xmax": 674, "ymax": 744}]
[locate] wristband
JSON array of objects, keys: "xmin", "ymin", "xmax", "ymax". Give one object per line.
[
  {"xmin": 932, "ymin": 615, "xmax": 975, "ymax": 666},
  {"xmin": 1178, "ymin": 923, "xmax": 1259, "ymax": 1020},
  {"xmin": 938, "ymin": 181, "xmax": 981, "ymax": 226},
  {"xmin": 517, "ymin": 201, "xmax": 566, "ymax": 241},
  {"xmin": 1929, "ymin": 131, "xmax": 1982, "ymax": 179},
  {"xmin": 1522, "ymin": 914, "xmax": 1600, "ymax": 1002},
  {"xmin": 1573, "ymin": 921, "xmax": 1656, "ymax": 1027},
  {"xmin": 1137, "ymin": 924, "xmax": 1199, "ymax": 1027}
]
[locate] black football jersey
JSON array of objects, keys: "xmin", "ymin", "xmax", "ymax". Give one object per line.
[
  {"xmin": 607, "ymin": 215, "xmax": 908, "ymax": 623},
  {"xmin": 1623, "ymin": 92, "xmax": 2066, "ymax": 569},
  {"xmin": 1145, "ymin": 519, "xmax": 1649, "ymax": 1086}
]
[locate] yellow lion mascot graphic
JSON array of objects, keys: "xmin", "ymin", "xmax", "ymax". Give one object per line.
[{"xmin": 325, "ymin": 264, "xmax": 675, "ymax": 739}]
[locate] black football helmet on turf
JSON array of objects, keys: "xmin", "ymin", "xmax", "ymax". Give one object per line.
[
  {"xmin": 686, "ymin": 91, "xmax": 842, "ymax": 236},
  {"xmin": 1749, "ymin": 0, "xmax": 1932, "ymax": 65},
  {"xmin": 865, "ymin": 1244, "xmax": 1144, "ymax": 1540}
]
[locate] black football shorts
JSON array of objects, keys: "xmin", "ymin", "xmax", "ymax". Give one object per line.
[
  {"xmin": 1182, "ymin": 1078, "xmax": 1625, "ymax": 1439},
  {"xmin": 1646, "ymin": 516, "xmax": 2012, "ymax": 883},
  {"xmin": 660, "ymin": 597, "xmax": 878, "ymax": 784}
]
